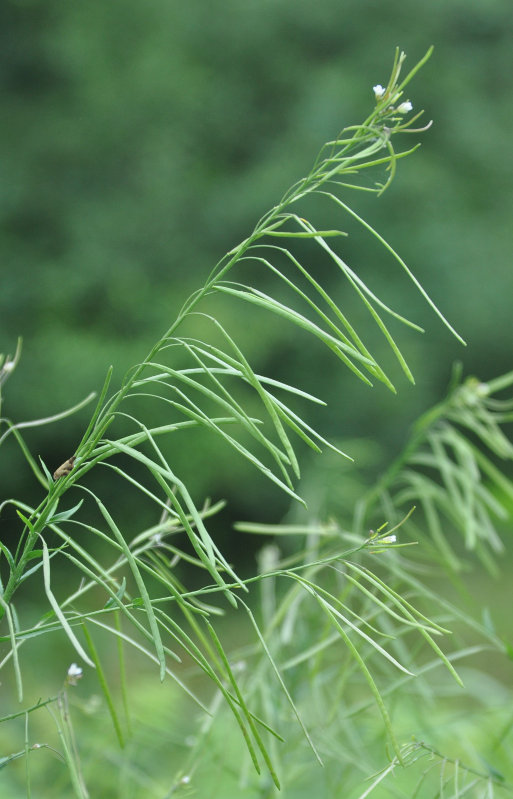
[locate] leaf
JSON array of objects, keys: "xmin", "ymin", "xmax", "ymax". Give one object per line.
[
  {"xmin": 48, "ymin": 500, "xmax": 84, "ymax": 524},
  {"xmin": 104, "ymin": 577, "xmax": 127, "ymax": 609},
  {"xmin": 41, "ymin": 539, "xmax": 95, "ymax": 668},
  {"xmin": 82, "ymin": 623, "xmax": 125, "ymax": 748},
  {"xmin": 0, "ymin": 596, "xmax": 23, "ymax": 702},
  {"xmin": 84, "ymin": 490, "xmax": 167, "ymax": 681}
]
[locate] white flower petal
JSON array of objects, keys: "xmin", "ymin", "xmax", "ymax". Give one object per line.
[{"xmin": 67, "ymin": 663, "xmax": 84, "ymax": 685}]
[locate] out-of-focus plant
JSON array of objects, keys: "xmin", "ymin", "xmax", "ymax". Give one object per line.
[{"xmin": 1, "ymin": 49, "xmax": 512, "ymax": 797}]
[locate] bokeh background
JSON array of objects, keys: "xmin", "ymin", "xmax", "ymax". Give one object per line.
[{"xmin": 2, "ymin": 0, "xmax": 513, "ymax": 553}]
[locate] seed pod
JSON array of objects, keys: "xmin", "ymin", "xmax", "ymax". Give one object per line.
[{"xmin": 53, "ymin": 456, "xmax": 76, "ymax": 481}]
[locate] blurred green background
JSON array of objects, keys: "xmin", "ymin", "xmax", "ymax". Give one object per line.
[{"xmin": 2, "ymin": 0, "xmax": 513, "ymax": 541}]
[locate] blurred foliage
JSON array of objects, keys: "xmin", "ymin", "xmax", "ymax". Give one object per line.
[
  {"xmin": 1, "ymin": 541, "xmax": 512, "ymax": 798},
  {"xmin": 2, "ymin": 0, "xmax": 513, "ymax": 543}
]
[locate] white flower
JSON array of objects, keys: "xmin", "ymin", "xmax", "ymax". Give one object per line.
[
  {"xmin": 380, "ymin": 535, "xmax": 397, "ymax": 544},
  {"xmin": 373, "ymin": 84, "xmax": 386, "ymax": 99},
  {"xmin": 397, "ymin": 100, "xmax": 413, "ymax": 114},
  {"xmin": 180, "ymin": 776, "xmax": 191, "ymax": 785},
  {"xmin": 67, "ymin": 663, "xmax": 83, "ymax": 685}
]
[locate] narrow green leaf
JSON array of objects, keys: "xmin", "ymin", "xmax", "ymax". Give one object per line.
[
  {"xmin": 240, "ymin": 599, "xmax": 323, "ymax": 766},
  {"xmin": 104, "ymin": 578, "xmax": 127, "ymax": 610},
  {"xmin": 345, "ymin": 562, "xmax": 463, "ymax": 686},
  {"xmin": 41, "ymin": 540, "xmax": 95, "ymax": 668},
  {"xmin": 48, "ymin": 500, "xmax": 84, "ymax": 524},
  {"xmin": 76, "ymin": 366, "xmax": 113, "ymax": 454},
  {"xmin": 85, "ymin": 491, "xmax": 167, "ymax": 681},
  {"xmin": 0, "ymin": 596, "xmax": 23, "ymax": 702},
  {"xmin": 293, "ymin": 575, "xmax": 415, "ymax": 676},
  {"xmin": 180, "ymin": 336, "xmax": 301, "ymax": 479},
  {"xmin": 306, "ymin": 584, "xmax": 403, "ymax": 761},
  {"xmin": 266, "ymin": 228, "xmax": 347, "ymax": 238},
  {"xmin": 114, "ymin": 611, "xmax": 132, "ymax": 737},
  {"xmin": 0, "ymin": 750, "xmax": 27, "ymax": 769},
  {"xmin": 216, "ymin": 285, "xmax": 375, "ymax": 386},
  {"xmin": 106, "ymin": 438, "xmax": 243, "ymax": 600},
  {"xmin": 206, "ymin": 620, "xmax": 281, "ymax": 789},
  {"xmin": 0, "ymin": 542, "xmax": 15, "ymax": 574},
  {"xmin": 84, "ymin": 615, "xmax": 207, "ymax": 712},
  {"xmin": 82, "ymin": 623, "xmax": 125, "ymax": 747},
  {"xmin": 325, "ymin": 194, "xmax": 465, "ymax": 345}
]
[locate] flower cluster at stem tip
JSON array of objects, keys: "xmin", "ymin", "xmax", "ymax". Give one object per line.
[{"xmin": 373, "ymin": 84, "xmax": 413, "ymax": 114}]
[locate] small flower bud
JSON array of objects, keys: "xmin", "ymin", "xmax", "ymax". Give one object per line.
[
  {"xmin": 380, "ymin": 535, "xmax": 397, "ymax": 544},
  {"xmin": 67, "ymin": 663, "xmax": 83, "ymax": 685},
  {"xmin": 373, "ymin": 84, "xmax": 386, "ymax": 100},
  {"xmin": 397, "ymin": 100, "xmax": 413, "ymax": 114}
]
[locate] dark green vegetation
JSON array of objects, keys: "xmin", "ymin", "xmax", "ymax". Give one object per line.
[{"xmin": 2, "ymin": 0, "xmax": 513, "ymax": 529}]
